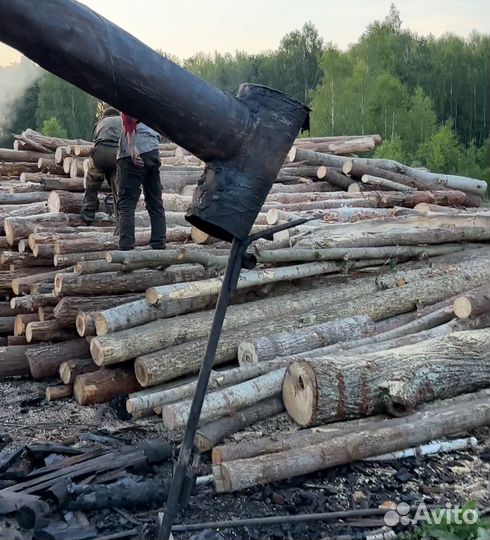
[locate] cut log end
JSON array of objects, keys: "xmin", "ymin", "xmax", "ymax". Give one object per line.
[
  {"xmin": 237, "ymin": 341, "xmax": 258, "ymax": 365},
  {"xmin": 342, "ymin": 161, "xmax": 354, "ymax": 175},
  {"xmin": 453, "ymin": 296, "xmax": 473, "ymax": 319},
  {"xmin": 45, "ymin": 385, "xmax": 73, "ymax": 401},
  {"xmin": 134, "ymin": 358, "xmax": 151, "ymax": 387},
  {"xmin": 282, "ymin": 360, "xmax": 317, "ymax": 427},
  {"xmin": 287, "ymin": 147, "xmax": 297, "ymax": 163},
  {"xmin": 347, "ymin": 183, "xmax": 361, "ymax": 193},
  {"xmin": 316, "ymin": 166, "xmax": 327, "ymax": 180},
  {"xmin": 89, "ymin": 338, "xmax": 104, "ymax": 366},
  {"xmin": 94, "ymin": 313, "xmax": 110, "ymax": 337},
  {"xmin": 145, "ymin": 287, "xmax": 160, "ymax": 306},
  {"xmin": 191, "ymin": 226, "xmax": 213, "ymax": 244},
  {"xmin": 266, "ymin": 208, "xmax": 280, "ymax": 226}
]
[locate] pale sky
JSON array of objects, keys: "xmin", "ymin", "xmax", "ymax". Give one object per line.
[{"xmin": 1, "ymin": 0, "xmax": 489, "ymax": 66}]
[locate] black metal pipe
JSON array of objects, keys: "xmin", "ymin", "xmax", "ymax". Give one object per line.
[{"xmin": 0, "ymin": 0, "xmax": 249, "ymax": 162}]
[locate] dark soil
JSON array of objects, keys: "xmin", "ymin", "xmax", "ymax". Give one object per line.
[{"xmin": 1, "ymin": 379, "xmax": 489, "ymax": 540}]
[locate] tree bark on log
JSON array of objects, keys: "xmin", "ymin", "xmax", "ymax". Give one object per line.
[
  {"xmin": 195, "ymin": 397, "xmax": 284, "ymax": 452},
  {"xmin": 25, "ymin": 320, "xmax": 76, "ymax": 343},
  {"xmin": 59, "ymin": 358, "xmax": 98, "ymax": 385},
  {"xmin": 453, "ymin": 286, "xmax": 490, "ymax": 319},
  {"xmin": 53, "ymin": 226, "xmax": 191, "ymax": 253},
  {"xmin": 212, "ymin": 414, "xmax": 391, "ymax": 464},
  {"xmin": 161, "ymin": 369, "xmax": 286, "ymax": 430},
  {"xmin": 11, "ymin": 268, "xmax": 62, "ymax": 295},
  {"xmin": 316, "ymin": 166, "xmax": 357, "ymax": 190},
  {"xmin": 54, "ymin": 252, "xmax": 108, "ymax": 267},
  {"xmin": 0, "ymin": 316, "xmax": 15, "ymax": 333},
  {"xmin": 107, "ymin": 248, "xmax": 228, "ymax": 271},
  {"xmin": 361, "ymin": 174, "xmax": 414, "ymax": 192},
  {"xmin": 54, "ymin": 265, "xmax": 205, "ymax": 296},
  {"xmin": 45, "ymin": 385, "xmax": 73, "ymax": 401},
  {"xmin": 269, "ymin": 181, "xmax": 334, "ymax": 193},
  {"xmin": 283, "ymin": 329, "xmax": 490, "ymax": 427},
  {"xmin": 26, "ymin": 339, "xmax": 91, "ymax": 379},
  {"xmin": 255, "ymin": 244, "xmax": 465, "ymax": 264},
  {"xmin": 95, "ymin": 295, "xmax": 217, "ymax": 336},
  {"xmin": 40, "ymin": 177, "xmax": 85, "ymax": 191},
  {"xmin": 238, "ymin": 316, "xmax": 375, "ymax": 364},
  {"xmin": 147, "ymin": 261, "xmax": 366, "ymax": 305},
  {"xmin": 47, "ymin": 190, "xmax": 105, "ymax": 213},
  {"xmin": 5, "ymin": 214, "xmax": 72, "ymax": 245},
  {"xmin": 53, "ymin": 295, "xmax": 141, "ymax": 327},
  {"xmin": 289, "ymin": 147, "xmax": 487, "ymax": 197},
  {"xmin": 294, "ymin": 214, "xmax": 490, "ymax": 249},
  {"xmin": 0, "ymin": 345, "xmax": 31, "ymax": 377},
  {"xmin": 74, "ymin": 367, "xmax": 141, "ymax": 405},
  {"xmin": 8, "ymin": 336, "xmax": 28, "ymax": 346},
  {"xmin": 0, "ymin": 162, "xmax": 40, "ymax": 176},
  {"xmin": 213, "ymin": 391, "xmax": 490, "ymax": 492},
  {"xmin": 0, "ymin": 192, "xmax": 49, "ymax": 204}
]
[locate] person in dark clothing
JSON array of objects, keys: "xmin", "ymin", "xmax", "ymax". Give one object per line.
[
  {"xmin": 116, "ymin": 114, "xmax": 166, "ymax": 251},
  {"xmin": 81, "ymin": 107, "xmax": 122, "ymax": 222}
]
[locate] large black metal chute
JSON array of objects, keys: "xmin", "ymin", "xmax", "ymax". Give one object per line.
[{"xmin": 0, "ymin": 1, "xmax": 310, "ymax": 537}]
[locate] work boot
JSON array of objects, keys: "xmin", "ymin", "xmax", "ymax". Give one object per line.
[{"xmin": 80, "ymin": 209, "xmax": 96, "ymax": 223}]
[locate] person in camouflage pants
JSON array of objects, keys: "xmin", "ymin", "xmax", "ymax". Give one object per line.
[{"xmin": 81, "ymin": 107, "xmax": 122, "ymax": 222}]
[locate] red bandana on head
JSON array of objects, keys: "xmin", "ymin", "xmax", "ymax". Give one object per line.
[{"xmin": 121, "ymin": 113, "xmax": 138, "ymax": 135}]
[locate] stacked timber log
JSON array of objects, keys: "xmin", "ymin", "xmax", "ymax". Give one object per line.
[{"xmin": 1, "ymin": 129, "xmax": 490, "ymax": 495}]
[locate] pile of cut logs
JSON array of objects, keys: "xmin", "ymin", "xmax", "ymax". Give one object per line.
[{"xmin": 1, "ymin": 129, "xmax": 490, "ymax": 493}]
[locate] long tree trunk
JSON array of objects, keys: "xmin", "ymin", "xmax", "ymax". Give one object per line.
[
  {"xmin": 283, "ymin": 329, "xmax": 490, "ymax": 427},
  {"xmin": 54, "ymin": 265, "xmax": 206, "ymax": 296},
  {"xmin": 107, "ymin": 248, "xmax": 229, "ymax": 271},
  {"xmin": 294, "ymin": 214, "xmax": 490, "ymax": 249},
  {"xmin": 94, "ymin": 295, "xmax": 217, "ymax": 336},
  {"xmin": 238, "ymin": 315, "xmax": 375, "ymax": 364},
  {"xmin": 213, "ymin": 390, "xmax": 490, "ymax": 492},
  {"xmin": 128, "ymin": 363, "xmax": 287, "ymax": 414},
  {"xmin": 53, "ymin": 295, "xmax": 140, "ymax": 327}
]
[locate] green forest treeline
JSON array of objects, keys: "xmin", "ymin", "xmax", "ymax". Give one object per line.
[{"xmin": 2, "ymin": 5, "xmax": 489, "ymax": 182}]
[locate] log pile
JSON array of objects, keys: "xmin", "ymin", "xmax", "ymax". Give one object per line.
[{"xmin": 1, "ymin": 128, "xmax": 490, "ymax": 497}]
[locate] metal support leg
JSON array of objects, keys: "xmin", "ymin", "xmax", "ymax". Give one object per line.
[{"xmin": 157, "ymin": 237, "xmax": 245, "ymax": 540}]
